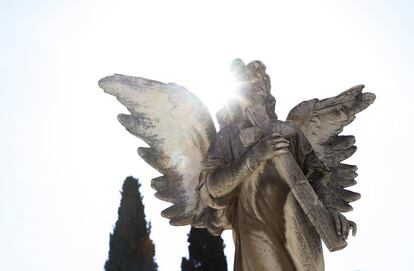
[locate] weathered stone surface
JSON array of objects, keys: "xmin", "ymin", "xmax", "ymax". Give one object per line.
[{"xmin": 100, "ymin": 59, "xmax": 375, "ymax": 271}]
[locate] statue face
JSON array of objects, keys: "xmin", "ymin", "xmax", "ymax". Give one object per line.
[
  {"xmin": 226, "ymin": 59, "xmax": 277, "ymax": 126},
  {"xmin": 238, "ymin": 75, "xmax": 277, "ymax": 124}
]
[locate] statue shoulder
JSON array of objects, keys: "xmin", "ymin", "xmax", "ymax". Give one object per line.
[
  {"xmin": 207, "ymin": 124, "xmax": 238, "ymax": 155},
  {"xmin": 216, "ymin": 123, "xmax": 241, "ymax": 140}
]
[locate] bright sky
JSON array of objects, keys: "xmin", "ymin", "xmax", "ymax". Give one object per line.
[{"xmin": 1, "ymin": 1, "xmax": 413, "ymax": 270}]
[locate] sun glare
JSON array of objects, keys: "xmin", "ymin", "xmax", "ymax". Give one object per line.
[{"xmin": 198, "ymin": 70, "xmax": 243, "ymax": 119}]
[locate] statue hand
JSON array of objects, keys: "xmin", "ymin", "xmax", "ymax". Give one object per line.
[
  {"xmin": 328, "ymin": 207, "xmax": 357, "ymax": 239},
  {"xmin": 250, "ymin": 133, "xmax": 289, "ymax": 162}
]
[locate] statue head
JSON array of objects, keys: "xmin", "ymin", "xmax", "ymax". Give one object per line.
[
  {"xmin": 216, "ymin": 59, "xmax": 277, "ymax": 128},
  {"xmin": 230, "ymin": 59, "xmax": 270, "ymax": 92}
]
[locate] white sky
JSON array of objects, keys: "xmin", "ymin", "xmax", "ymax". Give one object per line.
[{"xmin": 1, "ymin": 0, "xmax": 413, "ymax": 270}]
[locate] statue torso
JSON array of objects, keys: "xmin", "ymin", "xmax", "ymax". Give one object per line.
[{"xmin": 213, "ymin": 121, "xmax": 324, "ymax": 271}]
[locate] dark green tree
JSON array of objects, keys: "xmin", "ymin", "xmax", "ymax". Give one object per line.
[
  {"xmin": 181, "ymin": 227, "xmax": 227, "ymax": 271},
  {"xmin": 105, "ymin": 176, "xmax": 157, "ymax": 271}
]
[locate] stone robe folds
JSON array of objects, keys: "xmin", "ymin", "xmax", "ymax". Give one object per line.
[{"xmin": 202, "ymin": 121, "xmax": 332, "ymax": 271}]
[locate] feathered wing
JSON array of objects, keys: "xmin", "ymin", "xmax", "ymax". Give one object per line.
[
  {"xmin": 98, "ymin": 74, "xmax": 216, "ymax": 226},
  {"xmin": 287, "ymin": 85, "xmax": 376, "ymax": 213}
]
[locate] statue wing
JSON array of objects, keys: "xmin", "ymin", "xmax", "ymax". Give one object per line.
[
  {"xmin": 286, "ymin": 85, "xmax": 376, "ymax": 212},
  {"xmin": 99, "ymin": 74, "xmax": 216, "ymax": 226}
]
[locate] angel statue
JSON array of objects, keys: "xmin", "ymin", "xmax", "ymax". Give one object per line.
[{"xmin": 98, "ymin": 59, "xmax": 375, "ymax": 271}]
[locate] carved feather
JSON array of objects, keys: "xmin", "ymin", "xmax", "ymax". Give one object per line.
[
  {"xmin": 99, "ymin": 74, "xmax": 216, "ymax": 227},
  {"xmin": 287, "ymin": 85, "xmax": 375, "ymax": 214}
]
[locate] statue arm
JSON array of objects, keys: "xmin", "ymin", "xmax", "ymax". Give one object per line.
[
  {"xmin": 206, "ymin": 127, "xmax": 290, "ymax": 199},
  {"xmin": 292, "ymin": 128, "xmax": 334, "ymax": 208},
  {"xmin": 205, "ymin": 128, "xmax": 258, "ymax": 198},
  {"xmin": 206, "ymin": 148, "xmax": 257, "ymax": 198},
  {"xmin": 292, "ymin": 128, "xmax": 358, "ymax": 238},
  {"xmin": 306, "ymin": 159, "xmax": 334, "ymax": 208}
]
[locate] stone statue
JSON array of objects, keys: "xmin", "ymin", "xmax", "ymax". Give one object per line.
[{"xmin": 99, "ymin": 59, "xmax": 375, "ymax": 271}]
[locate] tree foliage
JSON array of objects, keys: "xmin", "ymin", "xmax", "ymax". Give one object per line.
[
  {"xmin": 181, "ymin": 227, "xmax": 227, "ymax": 271},
  {"xmin": 105, "ymin": 176, "xmax": 157, "ymax": 271}
]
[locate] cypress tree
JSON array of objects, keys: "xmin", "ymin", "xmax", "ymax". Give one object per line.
[
  {"xmin": 181, "ymin": 227, "xmax": 227, "ymax": 271},
  {"xmin": 105, "ymin": 176, "xmax": 157, "ymax": 271}
]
